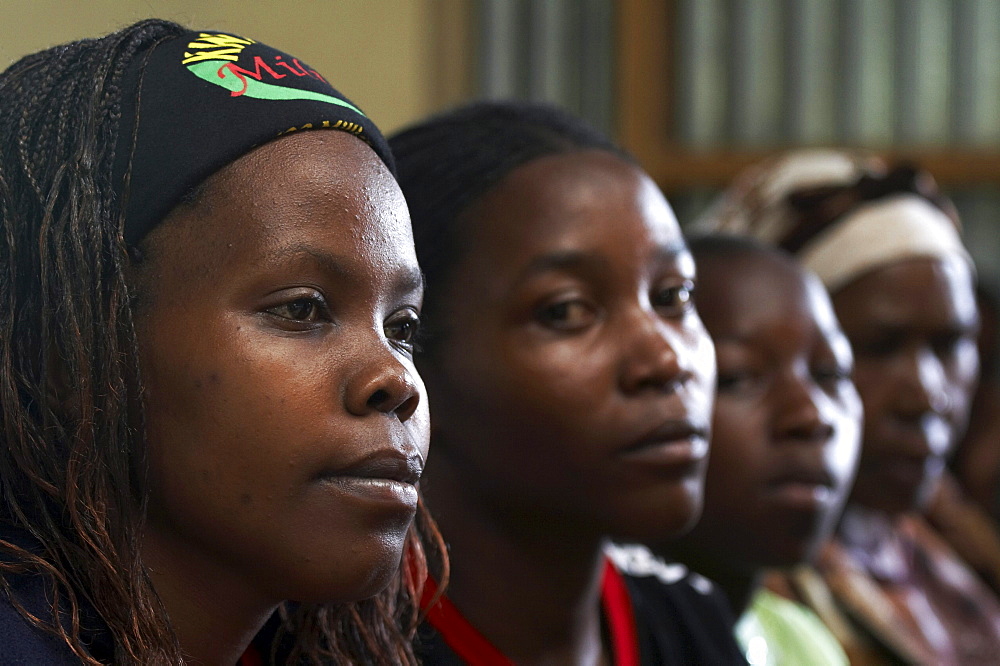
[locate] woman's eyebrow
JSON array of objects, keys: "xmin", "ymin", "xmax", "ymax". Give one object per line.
[
  {"xmin": 654, "ymin": 240, "xmax": 690, "ymax": 262},
  {"xmin": 518, "ymin": 250, "xmax": 610, "ymax": 279},
  {"xmin": 513, "ymin": 241, "xmax": 690, "ymax": 286},
  {"xmin": 392, "ymin": 267, "xmax": 426, "ymax": 299},
  {"xmin": 274, "ymin": 246, "xmax": 355, "ymax": 281},
  {"xmin": 271, "ymin": 245, "xmax": 424, "ymax": 297}
]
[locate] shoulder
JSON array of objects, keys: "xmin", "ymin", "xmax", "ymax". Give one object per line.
[
  {"xmin": 414, "ymin": 621, "xmax": 467, "ymax": 666},
  {"xmin": 0, "ymin": 570, "xmax": 85, "ymax": 664},
  {"xmin": 737, "ymin": 588, "xmax": 848, "ymax": 666},
  {"xmin": 0, "ymin": 524, "xmax": 100, "ymax": 664},
  {"xmin": 606, "ymin": 544, "xmax": 748, "ymax": 665},
  {"xmin": 808, "ymin": 540, "xmax": 945, "ymax": 664},
  {"xmin": 605, "ymin": 543, "xmax": 733, "ymax": 622}
]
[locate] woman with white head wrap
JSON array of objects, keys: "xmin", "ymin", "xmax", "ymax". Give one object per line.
[{"xmin": 697, "ymin": 150, "xmax": 1000, "ymax": 665}]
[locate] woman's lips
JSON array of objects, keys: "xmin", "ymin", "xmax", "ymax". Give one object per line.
[
  {"xmin": 618, "ymin": 421, "xmax": 710, "ymax": 469},
  {"xmin": 866, "ymin": 454, "xmax": 936, "ymax": 492},
  {"xmin": 769, "ymin": 483, "xmax": 834, "ymax": 510},
  {"xmin": 877, "ymin": 417, "xmax": 952, "ymax": 459},
  {"xmin": 766, "ymin": 468, "xmax": 836, "ymax": 511},
  {"xmin": 317, "ymin": 451, "xmax": 423, "ymax": 507},
  {"xmin": 333, "ymin": 451, "xmax": 424, "ymax": 484}
]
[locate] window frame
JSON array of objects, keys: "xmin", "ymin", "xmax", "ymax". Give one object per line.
[{"xmin": 615, "ymin": 0, "xmax": 1000, "ymax": 191}]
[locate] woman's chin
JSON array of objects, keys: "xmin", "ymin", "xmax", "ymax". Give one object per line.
[
  {"xmin": 286, "ymin": 541, "xmax": 408, "ymax": 605},
  {"xmin": 615, "ymin": 487, "xmax": 704, "ymax": 544}
]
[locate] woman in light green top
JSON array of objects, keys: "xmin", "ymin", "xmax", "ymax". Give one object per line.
[
  {"xmin": 736, "ymin": 583, "xmax": 848, "ymax": 665},
  {"xmin": 661, "ymin": 236, "xmax": 861, "ymax": 665}
]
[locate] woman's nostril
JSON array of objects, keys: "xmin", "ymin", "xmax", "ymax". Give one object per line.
[
  {"xmin": 367, "ymin": 389, "xmax": 391, "ymax": 410},
  {"xmin": 396, "ymin": 394, "xmax": 420, "ymax": 421},
  {"xmin": 365, "ymin": 386, "xmax": 420, "ymax": 418}
]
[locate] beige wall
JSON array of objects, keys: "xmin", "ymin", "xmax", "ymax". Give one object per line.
[{"xmin": 0, "ymin": 0, "xmax": 473, "ymax": 132}]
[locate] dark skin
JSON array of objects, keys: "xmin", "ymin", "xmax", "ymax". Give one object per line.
[
  {"xmin": 833, "ymin": 256, "xmax": 978, "ymax": 516},
  {"xmin": 952, "ymin": 289, "xmax": 1000, "ymax": 515},
  {"xmin": 419, "ymin": 150, "xmax": 715, "ymax": 665},
  {"xmin": 666, "ymin": 248, "xmax": 861, "ymax": 614},
  {"xmin": 133, "ymin": 131, "xmax": 428, "ymax": 665}
]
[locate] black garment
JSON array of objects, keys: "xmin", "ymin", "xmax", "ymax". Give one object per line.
[
  {"xmin": 416, "ymin": 548, "xmax": 748, "ymax": 665},
  {"xmin": 0, "ymin": 525, "xmax": 112, "ymax": 664},
  {"xmin": 0, "ymin": 525, "xmax": 285, "ymax": 664},
  {"xmin": 624, "ymin": 569, "xmax": 748, "ymax": 665},
  {"xmin": 0, "ymin": 582, "xmax": 87, "ymax": 664}
]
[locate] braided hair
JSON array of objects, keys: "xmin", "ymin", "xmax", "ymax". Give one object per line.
[
  {"xmin": 0, "ymin": 18, "xmax": 443, "ymax": 664},
  {"xmin": 389, "ymin": 101, "xmax": 632, "ymax": 344}
]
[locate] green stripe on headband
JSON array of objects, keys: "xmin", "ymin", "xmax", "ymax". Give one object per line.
[{"xmin": 187, "ymin": 60, "xmax": 365, "ymax": 115}]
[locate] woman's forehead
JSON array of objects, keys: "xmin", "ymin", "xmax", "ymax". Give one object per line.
[
  {"xmin": 459, "ymin": 152, "xmax": 681, "ymax": 267},
  {"xmin": 833, "ymin": 256, "xmax": 978, "ymax": 334}
]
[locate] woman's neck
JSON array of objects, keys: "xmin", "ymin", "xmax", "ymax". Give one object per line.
[
  {"xmin": 836, "ymin": 503, "xmax": 913, "ymax": 583},
  {"xmin": 142, "ymin": 531, "xmax": 276, "ymax": 665},
  {"xmin": 660, "ymin": 543, "xmax": 758, "ymax": 617},
  {"xmin": 424, "ymin": 454, "xmax": 611, "ymax": 666},
  {"xmin": 701, "ymin": 566, "xmax": 760, "ymax": 618},
  {"xmin": 838, "ymin": 503, "xmax": 900, "ymax": 550}
]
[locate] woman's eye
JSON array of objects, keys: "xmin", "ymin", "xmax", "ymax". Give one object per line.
[
  {"xmin": 652, "ymin": 280, "xmax": 695, "ymax": 315},
  {"xmin": 856, "ymin": 334, "xmax": 900, "ymax": 358},
  {"xmin": 716, "ymin": 370, "xmax": 762, "ymax": 395},
  {"xmin": 535, "ymin": 299, "xmax": 597, "ymax": 331},
  {"xmin": 931, "ymin": 331, "xmax": 966, "ymax": 359},
  {"xmin": 385, "ymin": 309, "xmax": 421, "ymax": 349},
  {"xmin": 267, "ymin": 297, "xmax": 325, "ymax": 323},
  {"xmin": 812, "ymin": 364, "xmax": 852, "ymax": 389}
]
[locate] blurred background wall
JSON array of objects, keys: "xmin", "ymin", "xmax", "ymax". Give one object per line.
[
  {"xmin": 4, "ymin": 0, "xmax": 999, "ymax": 283},
  {"xmin": 476, "ymin": 0, "xmax": 1000, "ymax": 290},
  {"xmin": 612, "ymin": 0, "xmax": 1000, "ymax": 288}
]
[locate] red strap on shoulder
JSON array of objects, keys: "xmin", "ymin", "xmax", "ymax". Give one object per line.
[
  {"xmin": 422, "ymin": 575, "xmax": 515, "ymax": 666},
  {"xmin": 601, "ymin": 558, "xmax": 641, "ymax": 666},
  {"xmin": 422, "ymin": 559, "xmax": 639, "ymax": 666},
  {"xmin": 238, "ymin": 644, "xmax": 264, "ymax": 666}
]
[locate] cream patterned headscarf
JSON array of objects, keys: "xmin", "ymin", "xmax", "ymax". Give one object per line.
[{"xmin": 693, "ymin": 149, "xmax": 972, "ymax": 292}]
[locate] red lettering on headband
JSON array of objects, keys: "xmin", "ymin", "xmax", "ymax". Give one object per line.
[
  {"xmin": 274, "ymin": 61, "xmax": 307, "ymax": 77},
  {"xmin": 218, "ymin": 57, "xmax": 287, "ymax": 96},
  {"xmin": 218, "ymin": 63, "xmax": 248, "ymax": 96},
  {"xmin": 293, "ymin": 58, "xmax": 327, "ymax": 82}
]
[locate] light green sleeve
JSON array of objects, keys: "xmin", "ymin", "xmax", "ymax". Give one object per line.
[{"xmin": 735, "ymin": 588, "xmax": 849, "ymax": 666}]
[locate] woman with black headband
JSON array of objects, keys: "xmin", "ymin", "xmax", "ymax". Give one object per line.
[
  {"xmin": 0, "ymin": 19, "xmax": 443, "ymax": 664},
  {"xmin": 698, "ymin": 149, "xmax": 1000, "ymax": 664}
]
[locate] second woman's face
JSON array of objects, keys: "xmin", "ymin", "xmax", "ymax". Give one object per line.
[
  {"xmin": 134, "ymin": 131, "xmax": 429, "ymax": 607},
  {"xmin": 421, "ymin": 151, "xmax": 715, "ymax": 541},
  {"xmin": 687, "ymin": 251, "xmax": 861, "ymax": 569}
]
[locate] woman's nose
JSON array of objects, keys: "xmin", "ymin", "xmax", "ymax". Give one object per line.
[
  {"xmin": 346, "ymin": 343, "xmax": 422, "ymax": 422},
  {"xmin": 619, "ymin": 312, "xmax": 692, "ymax": 394},
  {"xmin": 774, "ymin": 374, "xmax": 835, "ymax": 444},
  {"xmin": 897, "ymin": 345, "xmax": 949, "ymax": 418}
]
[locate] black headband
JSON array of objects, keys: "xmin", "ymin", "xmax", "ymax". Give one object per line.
[{"xmin": 113, "ymin": 30, "xmax": 394, "ymax": 245}]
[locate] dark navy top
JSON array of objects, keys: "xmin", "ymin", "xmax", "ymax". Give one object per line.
[{"xmin": 0, "ymin": 525, "xmax": 111, "ymax": 664}]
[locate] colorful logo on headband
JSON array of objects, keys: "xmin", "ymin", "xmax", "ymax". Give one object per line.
[{"xmin": 181, "ymin": 33, "xmax": 364, "ymax": 117}]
